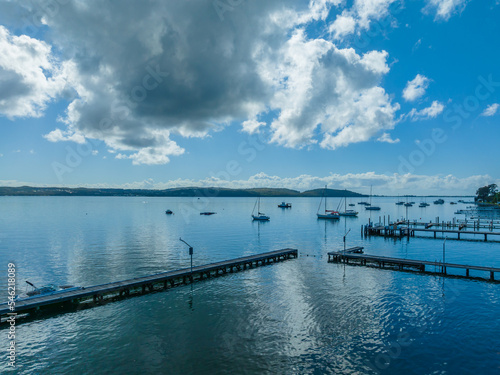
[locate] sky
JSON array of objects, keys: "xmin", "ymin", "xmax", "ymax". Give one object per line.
[{"xmin": 0, "ymin": 0, "xmax": 499, "ymax": 195}]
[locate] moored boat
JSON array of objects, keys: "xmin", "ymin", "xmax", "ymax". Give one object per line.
[
  {"xmin": 18, "ymin": 281, "xmax": 83, "ymax": 300},
  {"xmin": 278, "ymin": 202, "xmax": 292, "ymax": 208},
  {"xmin": 252, "ymin": 197, "xmax": 270, "ymax": 221},
  {"xmin": 339, "ymin": 209, "xmax": 359, "ymax": 217},
  {"xmin": 317, "ymin": 185, "xmax": 340, "ymax": 219},
  {"xmin": 338, "ymin": 194, "xmax": 358, "ymax": 217},
  {"xmin": 365, "ymin": 186, "xmax": 381, "ymax": 211}
]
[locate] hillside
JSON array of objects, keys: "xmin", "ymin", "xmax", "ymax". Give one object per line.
[{"xmin": 0, "ymin": 186, "xmax": 366, "ymax": 197}]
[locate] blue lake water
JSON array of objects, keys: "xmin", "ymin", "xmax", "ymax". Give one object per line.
[{"xmin": 0, "ymin": 196, "xmax": 499, "ymax": 374}]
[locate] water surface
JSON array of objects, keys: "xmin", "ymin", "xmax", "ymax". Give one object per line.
[{"xmin": 0, "ymin": 196, "xmax": 499, "ymax": 374}]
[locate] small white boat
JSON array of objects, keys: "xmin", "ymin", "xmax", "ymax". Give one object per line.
[
  {"xmin": 18, "ymin": 281, "xmax": 83, "ymax": 300},
  {"xmin": 252, "ymin": 197, "xmax": 270, "ymax": 221}
]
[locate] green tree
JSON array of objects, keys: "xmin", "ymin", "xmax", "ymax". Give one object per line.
[{"xmin": 476, "ymin": 184, "xmax": 498, "ymax": 202}]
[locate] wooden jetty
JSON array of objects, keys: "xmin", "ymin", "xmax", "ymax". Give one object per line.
[
  {"xmin": 327, "ymin": 251, "xmax": 500, "ymax": 282},
  {"xmin": 363, "ymin": 223, "xmax": 500, "ymax": 241},
  {"xmin": 0, "ymin": 249, "xmax": 298, "ymax": 323}
]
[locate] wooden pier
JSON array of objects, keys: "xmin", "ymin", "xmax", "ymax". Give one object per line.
[
  {"xmin": 327, "ymin": 251, "xmax": 500, "ymax": 282},
  {"xmin": 363, "ymin": 224, "xmax": 500, "ymax": 241},
  {"xmin": 1, "ymin": 249, "xmax": 298, "ymax": 323}
]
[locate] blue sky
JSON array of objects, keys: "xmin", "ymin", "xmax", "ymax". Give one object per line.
[{"xmin": 0, "ymin": 0, "xmax": 499, "ymax": 194}]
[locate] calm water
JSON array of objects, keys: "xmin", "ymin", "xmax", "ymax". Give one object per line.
[{"xmin": 0, "ymin": 196, "xmax": 499, "ymax": 374}]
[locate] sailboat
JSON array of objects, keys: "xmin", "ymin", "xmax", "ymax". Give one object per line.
[
  {"xmin": 365, "ymin": 185, "xmax": 381, "ymax": 211},
  {"xmin": 395, "ymin": 194, "xmax": 405, "ymax": 205},
  {"xmin": 252, "ymin": 197, "xmax": 270, "ymax": 221},
  {"xmin": 339, "ymin": 190, "xmax": 358, "ymax": 217},
  {"xmin": 419, "ymin": 197, "xmax": 430, "ymax": 207},
  {"xmin": 317, "ymin": 186, "xmax": 340, "ymax": 219}
]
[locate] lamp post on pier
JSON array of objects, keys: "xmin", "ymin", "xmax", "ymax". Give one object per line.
[
  {"xmin": 343, "ymin": 229, "xmax": 351, "ymax": 255},
  {"xmin": 179, "ymin": 238, "xmax": 194, "ymax": 276}
]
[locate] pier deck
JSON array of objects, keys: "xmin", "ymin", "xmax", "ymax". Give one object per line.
[
  {"xmin": 1, "ymin": 249, "xmax": 298, "ymax": 323},
  {"xmin": 363, "ymin": 224, "xmax": 500, "ymax": 241},
  {"xmin": 328, "ymin": 251, "xmax": 500, "ymax": 282}
]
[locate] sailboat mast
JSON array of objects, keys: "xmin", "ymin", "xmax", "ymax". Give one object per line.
[{"xmin": 325, "ymin": 185, "xmax": 327, "ymax": 212}]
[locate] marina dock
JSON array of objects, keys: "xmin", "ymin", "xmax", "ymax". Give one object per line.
[
  {"xmin": 363, "ymin": 223, "xmax": 500, "ymax": 241},
  {"xmin": 1, "ymin": 249, "xmax": 298, "ymax": 323},
  {"xmin": 327, "ymin": 251, "xmax": 500, "ymax": 282}
]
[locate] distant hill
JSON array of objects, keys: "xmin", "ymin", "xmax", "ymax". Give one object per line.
[
  {"xmin": 301, "ymin": 188, "xmax": 365, "ymax": 197},
  {"xmin": 0, "ymin": 186, "xmax": 366, "ymax": 197}
]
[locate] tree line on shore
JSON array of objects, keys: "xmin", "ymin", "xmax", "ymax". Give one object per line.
[{"xmin": 476, "ymin": 184, "xmax": 499, "ymax": 204}]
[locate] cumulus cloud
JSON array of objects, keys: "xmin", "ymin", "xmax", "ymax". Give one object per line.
[
  {"xmin": 377, "ymin": 132, "xmax": 400, "ymax": 144},
  {"xmin": 408, "ymin": 100, "xmax": 445, "ymax": 121},
  {"xmin": 241, "ymin": 118, "xmax": 266, "ymax": 134},
  {"xmin": 44, "ymin": 128, "xmax": 86, "ymax": 143},
  {"xmin": 329, "ymin": 0, "xmax": 399, "ymax": 39},
  {"xmin": 424, "ymin": 0, "xmax": 469, "ymax": 21},
  {"xmin": 257, "ymin": 32, "xmax": 398, "ymax": 149},
  {"xmin": 4, "ymin": 0, "xmax": 401, "ymax": 164},
  {"xmin": 403, "ymin": 74, "xmax": 431, "ymax": 102},
  {"xmin": 0, "ymin": 25, "xmax": 66, "ymax": 118},
  {"xmin": 480, "ymin": 103, "xmax": 499, "ymax": 117},
  {"xmin": 329, "ymin": 11, "xmax": 357, "ymax": 39}
]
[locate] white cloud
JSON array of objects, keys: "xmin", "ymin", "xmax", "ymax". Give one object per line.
[
  {"xmin": 377, "ymin": 132, "xmax": 400, "ymax": 143},
  {"xmin": 1, "ymin": 172, "xmax": 495, "ymax": 195},
  {"xmin": 113, "ymin": 129, "xmax": 184, "ymax": 165},
  {"xmin": 43, "ymin": 128, "xmax": 86, "ymax": 144},
  {"xmin": 0, "ymin": 153, "xmax": 3, "ymax": 157},
  {"xmin": 329, "ymin": 0, "xmax": 399, "ymax": 39},
  {"xmin": 408, "ymin": 101, "xmax": 445, "ymax": 121},
  {"xmin": 424, "ymin": 0, "xmax": 469, "ymax": 21},
  {"xmin": 403, "ymin": 74, "xmax": 431, "ymax": 102},
  {"xmin": 256, "ymin": 31, "xmax": 398, "ymax": 149},
  {"xmin": 241, "ymin": 119, "xmax": 266, "ymax": 134},
  {"xmin": 329, "ymin": 11, "xmax": 357, "ymax": 39},
  {"xmin": 0, "ymin": 26, "xmax": 66, "ymax": 119},
  {"xmin": 413, "ymin": 38, "xmax": 422, "ymax": 51},
  {"xmin": 4, "ymin": 1, "xmax": 401, "ymax": 164},
  {"xmin": 480, "ymin": 103, "xmax": 499, "ymax": 117}
]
